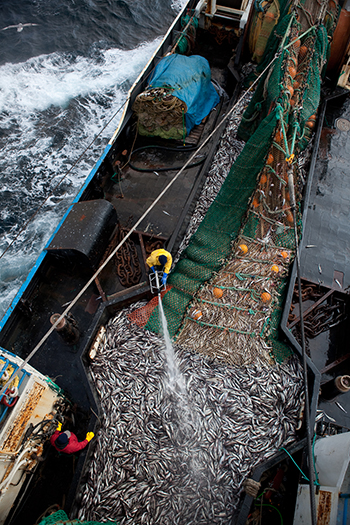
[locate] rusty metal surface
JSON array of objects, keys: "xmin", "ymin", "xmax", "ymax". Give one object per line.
[
  {"xmin": 1, "ymin": 382, "xmax": 45, "ymax": 453},
  {"xmin": 316, "ymin": 490, "xmax": 332, "ymax": 525},
  {"xmin": 1, "ymin": 462, "xmax": 14, "ymax": 485}
]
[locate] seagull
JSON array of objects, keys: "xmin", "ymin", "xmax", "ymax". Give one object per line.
[{"xmin": 1, "ymin": 23, "xmax": 39, "ymax": 32}]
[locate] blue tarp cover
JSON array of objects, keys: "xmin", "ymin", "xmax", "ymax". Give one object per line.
[{"xmin": 148, "ymin": 54, "xmax": 220, "ymax": 134}]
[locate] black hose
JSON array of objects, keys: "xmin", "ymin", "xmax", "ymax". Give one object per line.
[
  {"xmin": 132, "ymin": 144, "xmax": 198, "ymax": 153},
  {"xmin": 129, "ymin": 144, "xmax": 207, "ymax": 172}
]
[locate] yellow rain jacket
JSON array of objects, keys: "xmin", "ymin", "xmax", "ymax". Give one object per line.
[{"xmin": 146, "ymin": 249, "xmax": 172, "ymax": 274}]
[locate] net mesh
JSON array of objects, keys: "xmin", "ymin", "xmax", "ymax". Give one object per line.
[
  {"xmin": 130, "ymin": 11, "xmax": 335, "ymax": 366},
  {"xmin": 238, "ymin": 12, "xmax": 331, "ymax": 147},
  {"xmin": 128, "ymin": 286, "xmax": 172, "ymax": 328}
]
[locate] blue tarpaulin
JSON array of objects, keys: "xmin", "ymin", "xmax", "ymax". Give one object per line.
[{"xmin": 148, "ymin": 54, "xmax": 220, "ymax": 134}]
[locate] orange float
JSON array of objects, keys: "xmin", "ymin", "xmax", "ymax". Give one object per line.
[
  {"xmin": 238, "ymin": 244, "xmax": 248, "ymax": 255},
  {"xmin": 260, "ymin": 173, "xmax": 268, "ymax": 184},
  {"xmin": 261, "ymin": 292, "xmax": 272, "ymax": 303},
  {"xmin": 266, "ymin": 153, "xmax": 274, "ymax": 165},
  {"xmin": 271, "ymin": 264, "xmax": 280, "ymax": 274},
  {"xmin": 280, "ymin": 251, "xmax": 289, "ymax": 259},
  {"xmin": 252, "ymin": 197, "xmax": 260, "ymax": 208},
  {"xmin": 191, "ymin": 309, "xmax": 202, "ymax": 320},
  {"xmin": 274, "ymin": 129, "xmax": 283, "ymax": 143},
  {"xmin": 306, "ymin": 115, "xmax": 316, "ymax": 129},
  {"xmin": 213, "ymin": 287, "xmax": 224, "ymax": 299},
  {"xmin": 287, "ymin": 85, "xmax": 294, "ymax": 98},
  {"xmin": 264, "ymin": 11, "xmax": 275, "ymax": 21},
  {"xmin": 299, "ymin": 45, "xmax": 308, "ymax": 59},
  {"xmin": 288, "ymin": 66, "xmax": 297, "ymax": 78},
  {"xmin": 285, "ymin": 209, "xmax": 294, "ymax": 223},
  {"xmin": 293, "ymin": 39, "xmax": 301, "ymax": 51}
]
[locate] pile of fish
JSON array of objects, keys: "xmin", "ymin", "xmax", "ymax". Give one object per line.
[{"xmin": 78, "ymin": 304, "xmax": 303, "ymax": 525}]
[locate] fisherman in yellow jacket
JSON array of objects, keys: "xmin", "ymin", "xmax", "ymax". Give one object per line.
[{"xmin": 146, "ymin": 248, "xmax": 172, "ymax": 286}]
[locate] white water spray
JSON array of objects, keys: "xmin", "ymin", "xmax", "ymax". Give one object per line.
[{"xmin": 158, "ymin": 294, "xmax": 185, "ymax": 393}]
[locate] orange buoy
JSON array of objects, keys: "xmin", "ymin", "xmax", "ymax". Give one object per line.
[
  {"xmin": 271, "ymin": 264, "xmax": 280, "ymax": 274},
  {"xmin": 299, "ymin": 45, "xmax": 308, "ymax": 59},
  {"xmin": 265, "ymin": 11, "xmax": 275, "ymax": 21},
  {"xmin": 293, "ymin": 39, "xmax": 301, "ymax": 50},
  {"xmin": 288, "ymin": 66, "xmax": 297, "ymax": 78},
  {"xmin": 293, "ymin": 80, "xmax": 300, "ymax": 90},
  {"xmin": 191, "ymin": 309, "xmax": 202, "ymax": 320},
  {"xmin": 213, "ymin": 287, "xmax": 224, "ymax": 299},
  {"xmin": 266, "ymin": 153, "xmax": 274, "ymax": 165},
  {"xmin": 280, "ymin": 251, "xmax": 289, "ymax": 259},
  {"xmin": 260, "ymin": 173, "xmax": 268, "ymax": 184},
  {"xmin": 306, "ymin": 115, "xmax": 316, "ymax": 129},
  {"xmin": 261, "ymin": 291, "xmax": 272, "ymax": 303},
  {"xmin": 285, "ymin": 209, "xmax": 294, "ymax": 223},
  {"xmin": 252, "ymin": 197, "xmax": 260, "ymax": 208},
  {"xmin": 238, "ymin": 244, "xmax": 248, "ymax": 255},
  {"xmin": 274, "ymin": 129, "xmax": 283, "ymax": 143},
  {"xmin": 287, "ymin": 85, "xmax": 294, "ymax": 98}
]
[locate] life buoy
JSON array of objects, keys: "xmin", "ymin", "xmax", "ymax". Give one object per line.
[{"xmin": 1, "ymin": 388, "xmax": 19, "ymax": 408}]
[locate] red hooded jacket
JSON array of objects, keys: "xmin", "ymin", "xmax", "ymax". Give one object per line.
[{"xmin": 50, "ymin": 430, "xmax": 88, "ymax": 454}]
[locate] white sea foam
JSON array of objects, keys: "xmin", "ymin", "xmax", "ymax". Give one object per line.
[
  {"xmin": 171, "ymin": 0, "xmax": 189, "ymax": 12},
  {"xmin": 0, "ymin": 41, "xmax": 161, "ymax": 114},
  {"xmin": 0, "ymin": 38, "xmax": 162, "ymax": 320}
]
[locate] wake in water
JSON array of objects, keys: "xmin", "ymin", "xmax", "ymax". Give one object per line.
[{"xmin": 0, "ymin": 39, "xmax": 162, "ymax": 318}]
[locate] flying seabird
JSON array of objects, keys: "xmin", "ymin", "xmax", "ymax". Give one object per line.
[{"xmin": 1, "ymin": 23, "xmax": 39, "ymax": 32}]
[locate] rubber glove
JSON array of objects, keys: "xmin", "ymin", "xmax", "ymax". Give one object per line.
[
  {"xmin": 162, "ymin": 273, "xmax": 168, "ymax": 286},
  {"xmin": 151, "ymin": 266, "xmax": 155, "ymax": 272},
  {"xmin": 56, "ymin": 422, "xmax": 62, "ymax": 432},
  {"xmin": 86, "ymin": 432, "xmax": 94, "ymax": 442}
]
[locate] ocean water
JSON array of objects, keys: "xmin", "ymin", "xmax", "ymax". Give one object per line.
[{"xmin": 0, "ymin": 0, "xmax": 188, "ymax": 320}]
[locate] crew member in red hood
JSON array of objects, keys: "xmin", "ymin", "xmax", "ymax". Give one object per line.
[{"xmin": 50, "ymin": 422, "xmax": 94, "ymax": 454}]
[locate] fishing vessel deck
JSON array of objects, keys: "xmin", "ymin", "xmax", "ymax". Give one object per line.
[{"xmin": 1, "ymin": 0, "xmax": 347, "ymax": 522}]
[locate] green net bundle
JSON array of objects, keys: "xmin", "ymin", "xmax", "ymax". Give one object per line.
[
  {"xmin": 132, "ymin": 88, "xmax": 187, "ymax": 141},
  {"xmin": 141, "ymin": 6, "xmax": 337, "ymax": 366},
  {"xmin": 238, "ymin": 4, "xmax": 333, "ymax": 147}
]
